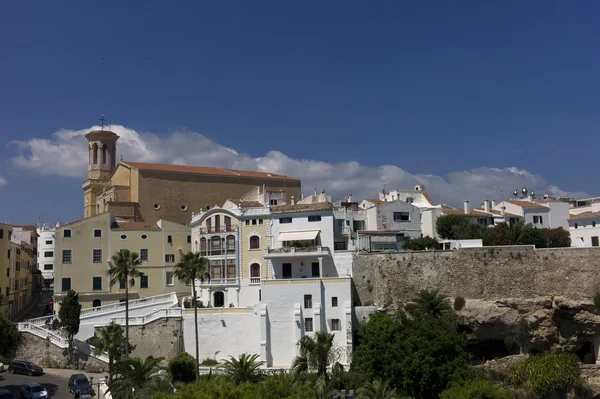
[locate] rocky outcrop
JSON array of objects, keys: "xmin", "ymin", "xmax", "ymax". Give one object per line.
[{"xmin": 456, "ymin": 297, "xmax": 600, "ymax": 361}]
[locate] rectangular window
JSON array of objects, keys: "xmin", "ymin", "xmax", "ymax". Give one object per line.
[
  {"xmin": 259, "ymin": 219, "xmax": 264, "ymax": 225},
  {"xmin": 533, "ymin": 215, "xmax": 544, "ymax": 224},
  {"xmin": 16, "ymin": 261, "xmax": 20, "ymax": 271},
  {"xmin": 311, "ymin": 262, "xmax": 320, "ymax": 277},
  {"xmin": 252, "ymin": 219, "xmax": 257, "ymax": 225},
  {"xmin": 62, "ymin": 278, "xmax": 71, "ymax": 292},
  {"xmin": 279, "ymin": 217, "xmax": 292, "ymax": 224},
  {"xmin": 308, "ymin": 215, "xmax": 322, "ymax": 222},
  {"xmin": 0, "ymin": 229, "xmax": 2, "ymax": 239},
  {"xmin": 44, "ymin": 264, "xmax": 53, "ymax": 270},
  {"xmin": 93, "ymin": 249, "xmax": 102, "ymax": 263},
  {"xmin": 165, "ymin": 254, "xmax": 175, "ymax": 263},
  {"xmin": 393, "ymin": 212, "xmax": 410, "ymax": 222},
  {"xmin": 304, "ymin": 318, "xmax": 313, "ymax": 332},
  {"xmin": 245, "ymin": 220, "xmax": 250, "ymax": 226},
  {"xmin": 166, "ymin": 272, "xmax": 174, "ymax": 286},
  {"xmin": 331, "ymin": 319, "xmax": 341, "ymax": 331},
  {"xmin": 44, "ymin": 251, "xmax": 53, "ymax": 258},
  {"xmin": 140, "ymin": 249, "xmax": 148, "ymax": 261},
  {"xmin": 92, "ymin": 277, "xmax": 102, "ymax": 290},
  {"xmin": 45, "ymin": 240, "xmax": 52, "ymax": 245},
  {"xmin": 334, "ymin": 242, "xmax": 347, "ymax": 250},
  {"xmin": 187, "ymin": 235, "xmax": 191, "ymax": 244},
  {"xmin": 304, "ymin": 295, "xmax": 312, "ymax": 309},
  {"xmin": 282, "ymin": 263, "xmax": 292, "ymax": 278},
  {"xmin": 6, "ymin": 268, "xmax": 8, "ymax": 277},
  {"xmin": 119, "ymin": 279, "xmax": 126, "ymax": 289},
  {"xmin": 140, "ymin": 275, "xmax": 148, "ymax": 289},
  {"xmin": 167, "ymin": 235, "xmax": 172, "ymax": 244},
  {"xmin": 62, "ymin": 250, "xmax": 72, "ymax": 264},
  {"xmin": 94, "ymin": 229, "xmax": 102, "ymax": 238},
  {"xmin": 332, "ymin": 297, "xmax": 338, "ymax": 307},
  {"xmin": 269, "ymin": 199, "xmax": 278, "ymax": 205},
  {"xmin": 63, "ymin": 229, "xmax": 72, "ymax": 238},
  {"xmin": 592, "ymin": 237, "xmax": 599, "ymax": 247}
]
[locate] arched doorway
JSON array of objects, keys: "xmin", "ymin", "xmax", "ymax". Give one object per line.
[
  {"xmin": 213, "ymin": 291, "xmax": 225, "ymax": 308},
  {"xmin": 92, "ymin": 299, "xmax": 102, "ymax": 308}
]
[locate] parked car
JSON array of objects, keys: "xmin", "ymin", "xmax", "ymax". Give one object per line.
[
  {"xmin": 0, "ymin": 389, "xmax": 16, "ymax": 399},
  {"xmin": 0, "ymin": 362, "xmax": 5, "ymax": 372},
  {"xmin": 7, "ymin": 360, "xmax": 44, "ymax": 376},
  {"xmin": 20, "ymin": 383, "xmax": 48, "ymax": 399},
  {"xmin": 68, "ymin": 374, "xmax": 93, "ymax": 396}
]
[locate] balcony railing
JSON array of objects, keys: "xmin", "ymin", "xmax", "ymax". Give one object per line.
[
  {"xmin": 250, "ymin": 277, "xmax": 261, "ymax": 285},
  {"xmin": 199, "ymin": 226, "xmax": 236, "ymax": 234},
  {"xmin": 264, "ymin": 246, "xmax": 330, "ymax": 258},
  {"xmin": 200, "ymin": 249, "xmax": 236, "ymax": 257},
  {"xmin": 198, "ymin": 278, "xmax": 238, "ymax": 286}
]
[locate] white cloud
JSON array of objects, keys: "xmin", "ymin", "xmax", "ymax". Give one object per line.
[
  {"xmin": 9, "ymin": 125, "xmax": 589, "ymax": 207},
  {"xmin": 0, "ymin": 174, "xmax": 6, "ymax": 190}
]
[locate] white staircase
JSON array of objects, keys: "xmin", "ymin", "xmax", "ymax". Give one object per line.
[{"xmin": 18, "ymin": 292, "xmax": 180, "ymax": 364}]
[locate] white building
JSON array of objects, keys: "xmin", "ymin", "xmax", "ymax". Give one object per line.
[
  {"xmin": 185, "ymin": 188, "xmax": 354, "ymax": 369},
  {"xmin": 567, "ymin": 197, "xmax": 600, "ymax": 247},
  {"xmin": 496, "ymin": 198, "xmax": 569, "ymax": 229},
  {"xmin": 37, "ymin": 222, "xmax": 60, "ymax": 286}
]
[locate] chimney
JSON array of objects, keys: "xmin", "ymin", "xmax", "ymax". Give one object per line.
[
  {"xmin": 347, "ymin": 194, "xmax": 352, "ymax": 203},
  {"xmin": 314, "ymin": 187, "xmax": 317, "ymax": 196},
  {"xmin": 484, "ymin": 200, "xmax": 490, "ymax": 213},
  {"xmin": 291, "ymin": 196, "xmax": 295, "ymax": 205},
  {"xmin": 301, "ymin": 192, "xmax": 304, "ymax": 200},
  {"xmin": 491, "ymin": 200, "xmax": 496, "ymax": 209},
  {"xmin": 501, "ymin": 206, "xmax": 506, "ymax": 216},
  {"xmin": 463, "ymin": 200, "xmax": 469, "ymax": 214}
]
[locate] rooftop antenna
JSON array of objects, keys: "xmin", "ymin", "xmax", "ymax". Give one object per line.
[{"xmin": 99, "ymin": 114, "xmax": 106, "ymax": 131}]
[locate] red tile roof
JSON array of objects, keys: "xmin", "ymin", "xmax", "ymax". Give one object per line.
[
  {"xmin": 122, "ymin": 162, "xmax": 299, "ymax": 181},
  {"xmin": 422, "ymin": 192, "xmax": 436, "ymax": 205},
  {"xmin": 505, "ymin": 200, "xmax": 549, "ymax": 210},
  {"xmin": 272, "ymin": 202, "xmax": 333, "ymax": 214},
  {"xmin": 11, "ymin": 225, "xmax": 37, "ymax": 231},
  {"xmin": 568, "ymin": 211, "xmax": 600, "ymax": 221}
]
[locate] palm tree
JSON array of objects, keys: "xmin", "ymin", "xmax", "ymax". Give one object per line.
[
  {"xmin": 222, "ymin": 353, "xmax": 265, "ymax": 384},
  {"xmin": 108, "ymin": 249, "xmax": 142, "ymax": 359},
  {"xmin": 134, "ymin": 375, "xmax": 175, "ymax": 398},
  {"xmin": 173, "ymin": 251, "xmax": 210, "ymax": 380},
  {"xmin": 410, "ymin": 289, "xmax": 452, "ymax": 318},
  {"xmin": 109, "ymin": 356, "xmax": 165, "ymax": 399},
  {"xmin": 91, "ymin": 322, "xmax": 132, "ymax": 383},
  {"xmin": 356, "ymin": 379, "xmax": 404, "ymax": 399},
  {"xmin": 292, "ymin": 331, "xmax": 336, "ymax": 379}
]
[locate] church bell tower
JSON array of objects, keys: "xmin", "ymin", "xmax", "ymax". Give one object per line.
[{"xmin": 82, "ymin": 117, "xmax": 120, "ymax": 218}]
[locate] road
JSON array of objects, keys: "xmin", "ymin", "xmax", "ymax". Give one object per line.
[{"xmin": 0, "ymin": 370, "xmax": 70, "ymax": 399}]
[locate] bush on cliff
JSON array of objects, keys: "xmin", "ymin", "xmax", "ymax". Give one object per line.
[
  {"xmin": 0, "ymin": 315, "xmax": 19, "ymax": 359},
  {"xmin": 440, "ymin": 378, "xmax": 514, "ymax": 399},
  {"xmin": 168, "ymin": 352, "xmax": 197, "ymax": 383},
  {"xmin": 543, "ymin": 227, "xmax": 571, "ymax": 248},
  {"xmin": 402, "ymin": 236, "xmax": 440, "ymax": 251}
]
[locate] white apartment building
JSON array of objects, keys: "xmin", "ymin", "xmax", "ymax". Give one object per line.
[
  {"xmin": 37, "ymin": 222, "xmax": 60, "ymax": 286},
  {"xmin": 567, "ymin": 197, "xmax": 600, "ymax": 247},
  {"xmin": 496, "ymin": 198, "xmax": 569, "ymax": 229}
]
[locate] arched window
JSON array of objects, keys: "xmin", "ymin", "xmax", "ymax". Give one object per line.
[
  {"xmin": 211, "ymin": 236, "xmax": 222, "ymax": 255},
  {"xmin": 250, "ymin": 235, "xmax": 260, "ymax": 250},
  {"xmin": 102, "ymin": 144, "xmax": 107, "ymax": 164},
  {"xmin": 227, "ymin": 235, "xmax": 235, "ymax": 254},
  {"xmin": 213, "ymin": 291, "xmax": 224, "ymax": 307},
  {"xmin": 92, "ymin": 299, "xmax": 102, "ymax": 308},
  {"xmin": 250, "ymin": 263, "xmax": 260, "ymax": 278},
  {"xmin": 200, "ymin": 238, "xmax": 207, "ymax": 256},
  {"xmin": 92, "ymin": 143, "xmax": 98, "ymax": 164}
]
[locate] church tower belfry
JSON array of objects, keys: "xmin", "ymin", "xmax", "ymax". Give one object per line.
[{"xmin": 82, "ymin": 121, "xmax": 120, "ymax": 218}]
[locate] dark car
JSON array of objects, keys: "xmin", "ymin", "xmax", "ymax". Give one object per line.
[
  {"xmin": 0, "ymin": 389, "xmax": 16, "ymax": 399},
  {"xmin": 7, "ymin": 360, "xmax": 43, "ymax": 376},
  {"xmin": 68, "ymin": 374, "xmax": 94, "ymax": 397}
]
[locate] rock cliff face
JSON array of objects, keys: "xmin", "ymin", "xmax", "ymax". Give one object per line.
[{"xmin": 455, "ymin": 297, "xmax": 600, "ymax": 362}]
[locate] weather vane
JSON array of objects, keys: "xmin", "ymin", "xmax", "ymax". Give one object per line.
[{"xmin": 99, "ymin": 114, "xmax": 106, "ymax": 130}]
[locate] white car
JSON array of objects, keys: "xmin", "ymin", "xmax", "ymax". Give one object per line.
[{"xmin": 0, "ymin": 363, "xmax": 5, "ymax": 372}]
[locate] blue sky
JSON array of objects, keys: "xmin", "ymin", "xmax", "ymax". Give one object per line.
[{"xmin": 1, "ymin": 1, "xmax": 598, "ymax": 225}]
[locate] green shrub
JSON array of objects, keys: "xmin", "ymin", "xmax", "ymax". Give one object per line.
[
  {"xmin": 454, "ymin": 296, "xmax": 466, "ymax": 311},
  {"xmin": 440, "ymin": 379, "xmax": 513, "ymax": 399},
  {"xmin": 509, "ymin": 352, "xmax": 582, "ymax": 397},
  {"xmin": 200, "ymin": 358, "xmax": 218, "ymax": 366},
  {"xmin": 183, "ymin": 300, "xmax": 191, "ymax": 309},
  {"xmin": 403, "ymin": 236, "xmax": 440, "ymax": 251},
  {"xmin": 362, "ymin": 300, "xmax": 374, "ymax": 306},
  {"xmin": 168, "ymin": 352, "xmax": 197, "ymax": 383}
]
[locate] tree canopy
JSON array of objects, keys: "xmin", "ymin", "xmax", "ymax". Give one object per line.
[
  {"xmin": 58, "ymin": 289, "xmax": 82, "ymax": 365},
  {"xmin": 0, "ymin": 315, "xmax": 19, "ymax": 360}
]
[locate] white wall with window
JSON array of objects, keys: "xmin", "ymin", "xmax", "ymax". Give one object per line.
[
  {"xmin": 37, "ymin": 223, "xmax": 59, "ymax": 285},
  {"xmin": 569, "ymin": 213, "xmax": 600, "ymax": 247}
]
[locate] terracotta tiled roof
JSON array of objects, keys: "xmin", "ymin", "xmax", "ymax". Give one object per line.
[
  {"xmin": 271, "ymin": 202, "xmax": 333, "ymax": 214},
  {"xmin": 505, "ymin": 200, "xmax": 549, "ymax": 210},
  {"xmin": 422, "ymin": 192, "xmax": 435, "ymax": 205},
  {"xmin": 111, "ymin": 221, "xmax": 161, "ymax": 230},
  {"xmin": 122, "ymin": 161, "xmax": 299, "ymax": 181},
  {"xmin": 364, "ymin": 199, "xmax": 387, "ymax": 205},
  {"xmin": 11, "ymin": 225, "xmax": 37, "ymax": 231},
  {"xmin": 569, "ymin": 211, "xmax": 600, "ymax": 221},
  {"xmin": 442, "ymin": 206, "xmax": 495, "ymax": 218},
  {"xmin": 238, "ymin": 201, "xmax": 264, "ymax": 208},
  {"xmin": 473, "ymin": 208, "xmax": 522, "ymax": 219}
]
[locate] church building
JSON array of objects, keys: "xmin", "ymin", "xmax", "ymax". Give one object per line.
[{"xmin": 82, "ymin": 129, "xmax": 301, "ymax": 224}]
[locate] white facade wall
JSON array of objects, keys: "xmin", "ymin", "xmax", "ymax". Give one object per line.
[
  {"xmin": 332, "ymin": 252, "xmax": 353, "ymax": 277},
  {"xmin": 523, "ymin": 209, "xmax": 551, "ymax": 228},
  {"xmin": 420, "ymin": 208, "xmax": 441, "ymax": 239},
  {"xmin": 366, "ymin": 207, "xmax": 377, "ymax": 230},
  {"xmin": 546, "ymin": 202, "xmax": 569, "ymax": 229},
  {"xmin": 569, "ymin": 217, "xmax": 600, "ymax": 247},
  {"xmin": 183, "ymin": 308, "xmax": 262, "ymax": 362},
  {"xmin": 37, "ymin": 226, "xmax": 56, "ymax": 282},
  {"xmin": 270, "ymin": 211, "xmax": 335, "ymax": 251}
]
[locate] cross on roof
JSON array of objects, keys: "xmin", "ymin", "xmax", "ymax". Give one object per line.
[{"xmin": 99, "ymin": 114, "xmax": 106, "ymax": 130}]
